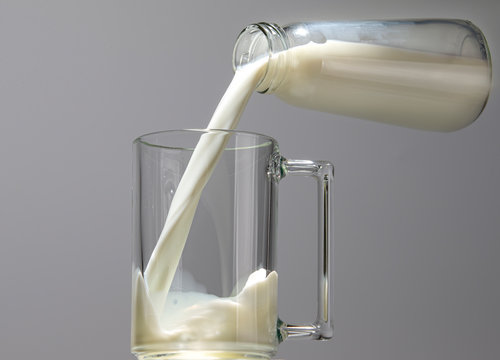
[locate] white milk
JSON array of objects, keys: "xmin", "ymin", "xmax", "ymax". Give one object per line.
[
  {"xmin": 132, "ymin": 269, "xmax": 278, "ymax": 355},
  {"xmin": 272, "ymin": 40, "xmax": 490, "ymax": 131},
  {"xmin": 132, "ymin": 39, "xmax": 491, "ymax": 356}
]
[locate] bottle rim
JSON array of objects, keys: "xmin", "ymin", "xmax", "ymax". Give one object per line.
[{"xmin": 233, "ymin": 22, "xmax": 289, "ymax": 93}]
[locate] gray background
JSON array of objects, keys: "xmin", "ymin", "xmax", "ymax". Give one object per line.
[{"xmin": 1, "ymin": 0, "xmax": 499, "ymax": 359}]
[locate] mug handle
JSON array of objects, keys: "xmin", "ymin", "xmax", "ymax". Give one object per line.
[{"xmin": 279, "ymin": 158, "xmax": 334, "ymax": 341}]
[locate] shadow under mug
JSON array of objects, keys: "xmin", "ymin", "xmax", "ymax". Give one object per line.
[{"xmin": 132, "ymin": 129, "xmax": 333, "ymax": 360}]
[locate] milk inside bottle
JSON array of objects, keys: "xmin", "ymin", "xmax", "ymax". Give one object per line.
[{"xmin": 234, "ymin": 19, "xmax": 491, "ymax": 131}]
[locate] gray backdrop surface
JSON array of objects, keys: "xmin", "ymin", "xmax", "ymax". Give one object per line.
[{"xmin": 0, "ymin": 1, "xmax": 499, "ymax": 359}]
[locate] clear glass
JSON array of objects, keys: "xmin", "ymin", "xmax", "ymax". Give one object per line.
[
  {"xmin": 132, "ymin": 130, "xmax": 333, "ymax": 360},
  {"xmin": 233, "ymin": 19, "xmax": 492, "ymax": 132}
]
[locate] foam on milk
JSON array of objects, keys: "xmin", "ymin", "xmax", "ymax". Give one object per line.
[{"xmin": 132, "ymin": 39, "xmax": 491, "ymax": 355}]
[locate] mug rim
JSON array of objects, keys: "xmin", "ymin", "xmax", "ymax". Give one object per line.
[{"xmin": 134, "ymin": 128, "xmax": 278, "ymax": 151}]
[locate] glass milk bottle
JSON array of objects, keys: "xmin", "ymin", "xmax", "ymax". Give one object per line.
[{"xmin": 233, "ymin": 19, "xmax": 492, "ymax": 131}]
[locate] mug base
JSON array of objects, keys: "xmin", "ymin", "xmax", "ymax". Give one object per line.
[{"xmin": 134, "ymin": 350, "xmax": 271, "ymax": 360}]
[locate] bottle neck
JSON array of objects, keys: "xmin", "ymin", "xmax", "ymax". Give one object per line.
[{"xmin": 233, "ymin": 22, "xmax": 289, "ymax": 93}]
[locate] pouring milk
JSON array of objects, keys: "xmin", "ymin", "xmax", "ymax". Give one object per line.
[{"xmin": 132, "ymin": 19, "xmax": 492, "ymax": 356}]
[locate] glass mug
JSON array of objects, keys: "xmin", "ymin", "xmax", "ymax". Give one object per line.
[{"xmin": 131, "ymin": 129, "xmax": 333, "ymax": 360}]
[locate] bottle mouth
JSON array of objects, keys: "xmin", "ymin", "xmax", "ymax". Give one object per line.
[{"xmin": 233, "ymin": 22, "xmax": 289, "ymax": 93}]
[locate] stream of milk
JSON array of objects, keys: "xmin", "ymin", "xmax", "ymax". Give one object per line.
[
  {"xmin": 132, "ymin": 39, "xmax": 490, "ymax": 356},
  {"xmin": 143, "ymin": 58, "xmax": 269, "ymax": 314}
]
